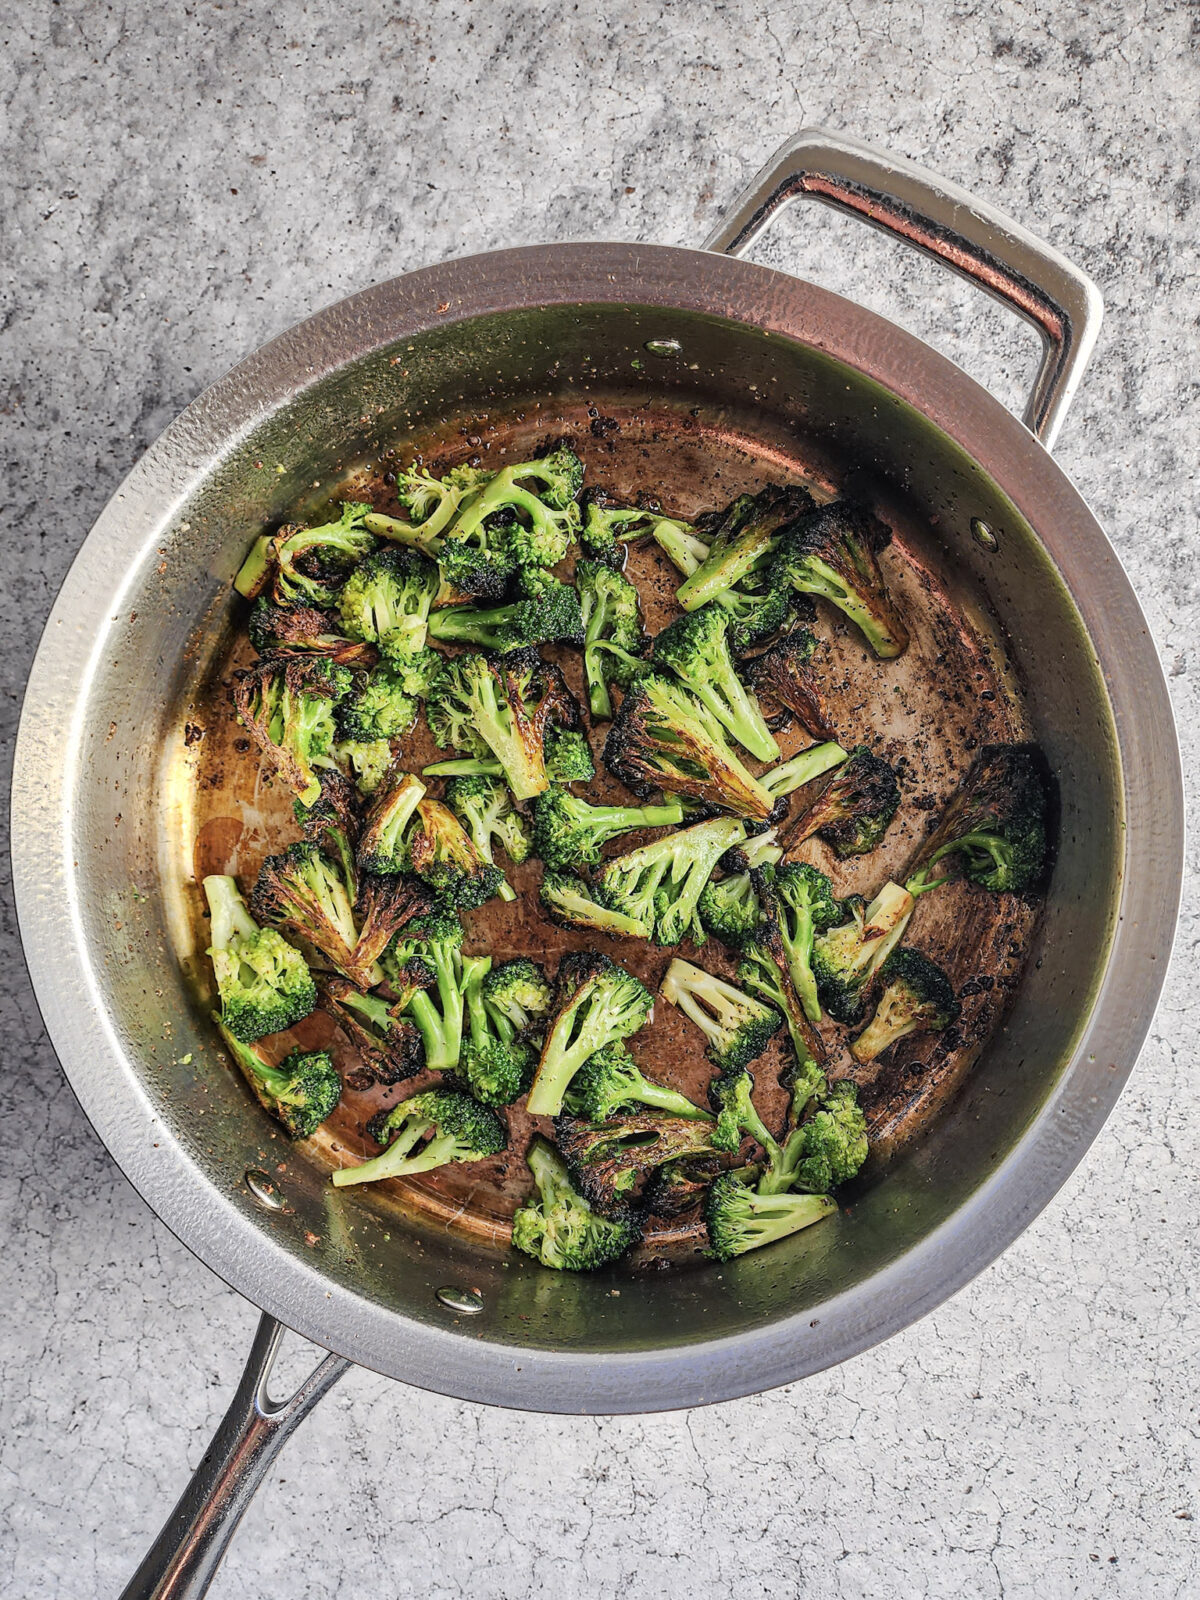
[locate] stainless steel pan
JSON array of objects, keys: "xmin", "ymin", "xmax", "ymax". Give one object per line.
[{"xmin": 11, "ymin": 131, "xmax": 1183, "ymax": 1599}]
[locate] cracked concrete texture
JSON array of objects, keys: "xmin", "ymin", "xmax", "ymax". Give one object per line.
[{"xmin": 2, "ymin": 0, "xmax": 1198, "ymax": 1594}]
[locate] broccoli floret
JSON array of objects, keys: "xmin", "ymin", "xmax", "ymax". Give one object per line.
[
  {"xmin": 372, "ymin": 465, "xmax": 486, "ymax": 548},
  {"xmin": 545, "ymin": 727, "xmax": 595, "ymax": 784},
  {"xmin": 202, "ymin": 874, "xmax": 317, "ymax": 1042},
  {"xmin": 232, "ymin": 654, "xmax": 352, "ymax": 807},
  {"xmin": 427, "ymin": 569, "xmax": 584, "ymax": 652},
  {"xmin": 785, "ymin": 744, "xmax": 900, "ymax": 857},
  {"xmin": 744, "ymin": 631, "xmax": 836, "ymax": 741},
  {"xmin": 445, "ymin": 773, "xmax": 531, "ymax": 903},
  {"xmin": 763, "ymin": 1079, "xmax": 870, "ymax": 1196},
  {"xmin": 511, "ymin": 1135, "xmax": 641, "ymax": 1271},
  {"xmin": 355, "ymin": 769, "xmax": 426, "ymax": 874},
  {"xmin": 331, "ymin": 1087, "xmax": 506, "ymax": 1187},
  {"xmin": 336, "ymin": 545, "xmax": 440, "ymax": 663},
  {"xmin": 425, "ymin": 649, "xmax": 579, "ymax": 802},
  {"xmin": 333, "ymin": 738, "xmax": 396, "ymax": 796},
  {"xmin": 318, "ymin": 976, "xmax": 424, "ymax": 1085},
  {"xmin": 580, "ymin": 491, "xmax": 696, "ymax": 568},
  {"xmin": 214, "ymin": 1016, "xmax": 340, "ymax": 1140},
  {"xmin": 483, "ymin": 958, "xmax": 553, "ymax": 1033},
  {"xmin": 676, "ymin": 486, "xmax": 814, "ymax": 612},
  {"xmin": 696, "ymin": 869, "xmax": 763, "ymax": 945},
  {"xmin": 525, "ymin": 952, "xmax": 654, "ymax": 1117},
  {"xmin": 372, "ymin": 793, "xmax": 502, "ymax": 908},
  {"xmin": 436, "ymin": 530, "xmax": 519, "ymax": 600},
  {"xmin": 336, "ymin": 665, "xmax": 417, "ymax": 745},
  {"xmin": 709, "ymin": 572, "xmax": 794, "ymax": 656},
  {"xmin": 772, "ymin": 502, "xmax": 909, "ymax": 659},
  {"xmin": 555, "ymin": 1110, "xmax": 719, "ymax": 1212},
  {"xmin": 644, "ymin": 1155, "xmax": 727, "ymax": 1217},
  {"xmin": 576, "ymin": 559, "xmax": 649, "ymax": 720},
  {"xmin": 446, "ymin": 448, "xmax": 583, "ymax": 569},
  {"xmin": 293, "ymin": 769, "xmax": 363, "ymax": 855},
  {"xmin": 659, "ymin": 957, "xmax": 781, "ymax": 1075},
  {"xmin": 384, "ymin": 907, "xmax": 467, "ymax": 1071},
  {"xmin": 707, "ymin": 1067, "xmax": 781, "ymax": 1157},
  {"xmin": 563, "ymin": 1040, "xmax": 709, "ymax": 1122},
  {"xmin": 251, "ymin": 839, "xmax": 379, "ymax": 987},
  {"xmin": 906, "ymin": 744, "xmax": 1049, "ymax": 896},
  {"xmin": 457, "ymin": 956, "xmax": 537, "ymax": 1106},
  {"xmin": 247, "ymin": 600, "xmax": 370, "ymax": 662},
  {"xmin": 531, "ymin": 786, "xmax": 684, "ymax": 871},
  {"xmin": 350, "ymin": 873, "xmax": 437, "ymax": 983},
  {"xmin": 718, "ymin": 827, "xmax": 783, "ymax": 875},
  {"xmin": 597, "ymin": 815, "xmax": 747, "ymax": 945},
  {"xmin": 752, "ymin": 862, "xmax": 841, "ymax": 1024},
  {"xmin": 703, "ymin": 1169, "xmax": 836, "ymax": 1261},
  {"xmin": 652, "ymin": 605, "xmax": 780, "ymax": 762},
  {"xmin": 250, "ymin": 503, "xmax": 378, "ymax": 609},
  {"xmin": 761, "ymin": 741, "xmax": 848, "ymax": 800},
  {"xmin": 738, "ymin": 895, "xmax": 828, "ymax": 1071},
  {"xmin": 603, "ymin": 675, "xmax": 776, "ymax": 821},
  {"xmin": 850, "ymin": 947, "xmax": 959, "ymax": 1063},
  {"xmin": 811, "ymin": 880, "xmax": 915, "ymax": 1024},
  {"xmin": 539, "ymin": 870, "xmax": 652, "ymax": 940}
]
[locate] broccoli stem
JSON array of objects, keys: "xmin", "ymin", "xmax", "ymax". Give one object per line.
[
  {"xmin": 204, "ymin": 873, "xmax": 259, "ymax": 952},
  {"xmin": 363, "ymin": 510, "xmax": 444, "ymax": 558},
  {"xmin": 653, "ymin": 522, "xmax": 710, "ymax": 577},
  {"xmin": 405, "ymin": 948, "xmax": 464, "ymax": 1070},
  {"xmin": 762, "ymin": 741, "xmax": 848, "ymax": 799},
  {"xmin": 331, "ymin": 1117, "xmax": 439, "ymax": 1186},
  {"xmin": 234, "ymin": 534, "xmax": 276, "ymax": 599},
  {"xmin": 423, "ymin": 757, "xmax": 504, "ymax": 778}
]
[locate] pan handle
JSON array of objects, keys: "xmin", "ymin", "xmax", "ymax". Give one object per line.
[
  {"xmin": 703, "ymin": 128, "xmax": 1103, "ymax": 451},
  {"xmin": 117, "ymin": 1313, "xmax": 350, "ymax": 1600}
]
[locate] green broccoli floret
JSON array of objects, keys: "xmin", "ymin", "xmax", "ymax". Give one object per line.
[
  {"xmin": 703, "ymin": 1169, "xmax": 836, "ymax": 1261},
  {"xmin": 761, "ymin": 1079, "xmax": 869, "ymax": 1196},
  {"xmin": 331, "ymin": 1087, "xmax": 506, "ymax": 1187},
  {"xmin": 427, "ymin": 569, "xmax": 584, "ymax": 651},
  {"xmin": 241, "ymin": 502, "xmax": 377, "ymax": 609},
  {"xmin": 709, "ymin": 572, "xmax": 794, "ymax": 656},
  {"xmin": 203, "ymin": 874, "xmax": 316, "ymax": 1041},
  {"xmin": 676, "ymin": 486, "xmax": 814, "ymax": 612},
  {"xmin": 707, "ymin": 1067, "xmax": 781, "ymax": 1157},
  {"xmin": 336, "ymin": 667, "xmax": 415, "ymax": 745},
  {"xmin": 425, "ymin": 649, "xmax": 579, "ymax": 802},
  {"xmin": 525, "ymin": 952, "xmax": 653, "ymax": 1117},
  {"xmin": 659, "ymin": 957, "xmax": 781, "ymax": 1075},
  {"xmin": 383, "ymin": 907, "xmax": 467, "ymax": 1071},
  {"xmin": 652, "ymin": 604, "xmax": 780, "ymax": 762},
  {"xmin": 332, "ymin": 738, "xmax": 394, "ymax": 796},
  {"xmin": 580, "ymin": 491, "xmax": 696, "ymax": 568},
  {"xmin": 482, "ymin": 958, "xmax": 553, "ymax": 1034},
  {"xmin": 370, "ymin": 468, "xmax": 479, "ymax": 548},
  {"xmin": 905, "ymin": 744, "xmax": 1049, "ymax": 896},
  {"xmin": 214, "ymin": 1016, "xmax": 340, "ymax": 1140},
  {"xmin": 597, "ymin": 815, "xmax": 747, "ymax": 946},
  {"xmin": 563, "ymin": 1040, "xmax": 709, "ymax": 1122},
  {"xmin": 531, "ymin": 786, "xmax": 684, "ymax": 871},
  {"xmin": 445, "ymin": 773, "xmax": 531, "ymax": 904},
  {"xmin": 696, "ymin": 869, "xmax": 763, "ymax": 945},
  {"xmin": 850, "ymin": 947, "xmax": 959, "ymax": 1063},
  {"xmin": 233, "ymin": 654, "xmax": 352, "ymax": 807},
  {"xmin": 810, "ymin": 880, "xmax": 915, "ymax": 1024},
  {"xmin": 458, "ymin": 955, "xmax": 537, "ymax": 1105},
  {"xmin": 446, "ymin": 448, "xmax": 583, "ymax": 569},
  {"xmin": 555, "ymin": 1109, "xmax": 720, "ymax": 1212},
  {"xmin": 784, "ymin": 744, "xmax": 901, "ymax": 857},
  {"xmin": 545, "ymin": 727, "xmax": 595, "ymax": 784},
  {"xmin": 603, "ymin": 674, "xmax": 776, "ymax": 821},
  {"xmin": 336, "ymin": 545, "xmax": 440, "ymax": 663},
  {"xmin": 511, "ymin": 1135, "xmax": 641, "ymax": 1271},
  {"xmin": 318, "ymin": 976, "xmax": 424, "ymax": 1085},
  {"xmin": 772, "ymin": 502, "xmax": 909, "ymax": 659},
  {"xmin": 539, "ymin": 871, "xmax": 652, "ymax": 940},
  {"xmin": 576, "ymin": 559, "xmax": 649, "ymax": 720},
  {"xmin": 761, "ymin": 741, "xmax": 848, "ymax": 799},
  {"xmin": 754, "ymin": 862, "xmax": 841, "ymax": 1023}
]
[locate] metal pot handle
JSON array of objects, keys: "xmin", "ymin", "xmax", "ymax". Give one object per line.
[
  {"xmin": 118, "ymin": 1313, "xmax": 350, "ymax": 1600},
  {"xmin": 703, "ymin": 128, "xmax": 1103, "ymax": 451}
]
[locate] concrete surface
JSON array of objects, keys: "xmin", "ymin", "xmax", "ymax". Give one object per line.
[{"xmin": 2, "ymin": 1, "xmax": 1197, "ymax": 1595}]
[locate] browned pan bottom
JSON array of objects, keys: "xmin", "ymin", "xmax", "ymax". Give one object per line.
[{"xmin": 183, "ymin": 398, "xmax": 1036, "ymax": 1261}]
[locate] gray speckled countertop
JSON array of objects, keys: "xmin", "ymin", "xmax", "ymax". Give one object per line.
[{"xmin": 2, "ymin": 2, "xmax": 1197, "ymax": 1595}]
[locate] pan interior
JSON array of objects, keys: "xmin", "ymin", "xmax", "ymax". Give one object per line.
[{"xmin": 72, "ymin": 301, "xmax": 1121, "ymax": 1359}]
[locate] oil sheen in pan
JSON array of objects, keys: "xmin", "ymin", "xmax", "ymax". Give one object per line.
[{"xmin": 183, "ymin": 401, "xmax": 1038, "ymax": 1261}]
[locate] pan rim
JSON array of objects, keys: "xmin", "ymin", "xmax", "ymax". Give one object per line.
[{"xmin": 12, "ymin": 241, "xmax": 1183, "ymax": 1411}]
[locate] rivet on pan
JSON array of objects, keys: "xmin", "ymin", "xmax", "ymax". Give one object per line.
[
  {"xmin": 644, "ymin": 337, "xmax": 682, "ymax": 358},
  {"xmin": 971, "ymin": 517, "xmax": 999, "ymax": 552},
  {"xmin": 245, "ymin": 1168, "xmax": 285, "ymax": 1210},
  {"xmin": 436, "ymin": 1286, "xmax": 485, "ymax": 1315}
]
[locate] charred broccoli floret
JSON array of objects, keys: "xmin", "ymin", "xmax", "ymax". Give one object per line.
[
  {"xmin": 761, "ymin": 741, "xmax": 848, "ymax": 800},
  {"xmin": 754, "ymin": 862, "xmax": 841, "ymax": 1023},
  {"xmin": 703, "ymin": 1169, "xmax": 836, "ymax": 1261},
  {"xmin": 773, "ymin": 502, "xmax": 908, "ymax": 659},
  {"xmin": 427, "ymin": 569, "xmax": 584, "ymax": 651},
  {"xmin": 850, "ymin": 947, "xmax": 959, "ymax": 1063},
  {"xmin": 317, "ymin": 976, "xmax": 424, "ymax": 1084},
  {"xmin": 784, "ymin": 744, "xmax": 900, "ymax": 857},
  {"xmin": 384, "ymin": 907, "xmax": 467, "ymax": 1071},
  {"xmin": 555, "ymin": 1110, "xmax": 719, "ymax": 1212},
  {"xmin": 425, "ymin": 649, "xmax": 579, "ymax": 802},
  {"xmin": 351, "ymin": 873, "xmax": 437, "ymax": 984},
  {"xmin": 744, "ymin": 631, "xmax": 836, "ymax": 740},
  {"xmin": 738, "ymin": 905, "xmax": 827, "ymax": 1071},
  {"xmin": 247, "ymin": 601, "xmax": 370, "ymax": 663},
  {"xmin": 214, "ymin": 1017, "xmax": 340, "ymax": 1140},
  {"xmin": 483, "ymin": 958, "xmax": 552, "ymax": 1034},
  {"xmin": 232, "ymin": 654, "xmax": 352, "ymax": 807},
  {"xmin": 597, "ymin": 815, "xmax": 747, "ymax": 945},
  {"xmin": 644, "ymin": 1155, "xmax": 728, "ymax": 1217},
  {"xmin": 331, "ymin": 1087, "xmax": 506, "ymax": 1187},
  {"xmin": 659, "ymin": 957, "xmax": 781, "ymax": 1075},
  {"xmin": 906, "ymin": 744, "xmax": 1049, "ymax": 896},
  {"xmin": 511, "ymin": 1135, "xmax": 641, "ymax": 1271},
  {"xmin": 576, "ymin": 559, "xmax": 649, "ymax": 720},
  {"xmin": 458, "ymin": 956, "xmax": 537, "ymax": 1105},
  {"xmin": 676, "ymin": 486, "xmax": 814, "ymax": 612},
  {"xmin": 525, "ymin": 952, "xmax": 653, "ymax": 1117},
  {"xmin": 203, "ymin": 874, "xmax": 316, "ymax": 1041},
  {"xmin": 539, "ymin": 870, "xmax": 652, "ymax": 940},
  {"xmin": 652, "ymin": 604, "xmax": 780, "ymax": 762},
  {"xmin": 252, "ymin": 839, "xmax": 382, "ymax": 987},
  {"xmin": 810, "ymin": 880, "xmax": 915, "ymax": 1024},
  {"xmin": 447, "ymin": 448, "xmax": 584, "ymax": 569},
  {"xmin": 531, "ymin": 786, "xmax": 684, "ymax": 871},
  {"xmin": 603, "ymin": 675, "xmax": 776, "ymax": 820},
  {"xmin": 239, "ymin": 503, "xmax": 377, "ymax": 609},
  {"xmin": 336, "ymin": 545, "xmax": 440, "ymax": 663},
  {"xmin": 563, "ymin": 1040, "xmax": 709, "ymax": 1122},
  {"xmin": 356, "ymin": 769, "xmax": 427, "ymax": 875},
  {"xmin": 386, "ymin": 796, "xmax": 504, "ymax": 909},
  {"xmin": 445, "ymin": 773, "xmax": 531, "ymax": 903}
]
